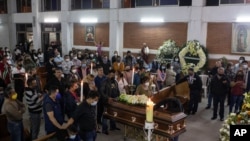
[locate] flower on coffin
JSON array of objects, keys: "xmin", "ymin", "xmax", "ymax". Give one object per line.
[{"xmin": 119, "ymin": 94, "xmax": 148, "ymax": 105}]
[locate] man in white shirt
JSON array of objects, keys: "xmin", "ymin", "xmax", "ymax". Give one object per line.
[
  {"xmin": 53, "ymin": 52, "xmax": 64, "ymax": 68},
  {"xmin": 62, "ymin": 55, "xmax": 73, "ymax": 77}
]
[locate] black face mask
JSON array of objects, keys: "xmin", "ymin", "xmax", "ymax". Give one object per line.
[
  {"xmin": 18, "ymin": 64, "xmax": 23, "ymax": 67},
  {"xmin": 110, "ymin": 77, "xmax": 115, "ymax": 81},
  {"xmin": 218, "ymin": 74, "xmax": 223, "ymax": 77}
]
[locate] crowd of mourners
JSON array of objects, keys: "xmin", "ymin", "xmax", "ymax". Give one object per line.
[{"xmin": 0, "ymin": 41, "xmax": 248, "ymax": 141}]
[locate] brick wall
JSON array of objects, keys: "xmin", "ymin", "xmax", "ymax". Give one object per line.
[
  {"xmin": 123, "ymin": 22, "xmax": 188, "ymax": 49},
  {"xmin": 73, "ymin": 23, "xmax": 110, "ymax": 47},
  {"xmin": 206, "ymin": 23, "xmax": 232, "ymax": 55}
]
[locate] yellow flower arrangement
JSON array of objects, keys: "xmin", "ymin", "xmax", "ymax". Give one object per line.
[
  {"xmin": 178, "ymin": 40, "xmax": 207, "ymax": 74},
  {"xmin": 220, "ymin": 92, "xmax": 250, "ymax": 141}
]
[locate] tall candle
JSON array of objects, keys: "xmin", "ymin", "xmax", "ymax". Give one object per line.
[
  {"xmin": 131, "ymin": 67, "xmax": 134, "ymax": 85},
  {"xmin": 90, "ymin": 63, "xmax": 93, "ymax": 74},
  {"xmin": 25, "ymin": 73, "xmax": 28, "ymax": 86},
  {"xmin": 146, "ymin": 98, "xmax": 154, "ymax": 122},
  {"xmin": 80, "ymin": 80, "xmax": 83, "ymax": 102}
]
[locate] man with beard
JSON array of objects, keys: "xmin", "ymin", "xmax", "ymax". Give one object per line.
[{"xmin": 100, "ymin": 69, "xmax": 120, "ymax": 135}]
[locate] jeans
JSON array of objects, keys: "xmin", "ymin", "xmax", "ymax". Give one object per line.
[
  {"xmin": 7, "ymin": 120, "xmax": 24, "ymax": 141},
  {"xmin": 79, "ymin": 130, "xmax": 97, "ymax": 141},
  {"xmin": 29, "ymin": 112, "xmax": 41, "ymax": 140},
  {"xmin": 213, "ymin": 96, "xmax": 226, "ymax": 119},
  {"xmin": 102, "ymin": 118, "xmax": 116, "ymax": 132},
  {"xmin": 207, "ymin": 93, "xmax": 213, "ymax": 107},
  {"xmin": 229, "ymin": 95, "xmax": 244, "ymax": 113}
]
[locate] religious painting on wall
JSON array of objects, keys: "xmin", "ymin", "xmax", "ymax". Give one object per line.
[
  {"xmin": 85, "ymin": 25, "xmax": 95, "ymax": 42},
  {"xmin": 232, "ymin": 23, "xmax": 250, "ymax": 53}
]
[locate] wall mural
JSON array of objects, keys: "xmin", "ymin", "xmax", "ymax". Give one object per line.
[
  {"xmin": 85, "ymin": 25, "xmax": 95, "ymax": 42},
  {"xmin": 232, "ymin": 23, "xmax": 250, "ymax": 53}
]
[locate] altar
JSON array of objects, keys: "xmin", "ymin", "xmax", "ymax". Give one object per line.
[{"xmin": 103, "ymin": 82, "xmax": 190, "ymax": 140}]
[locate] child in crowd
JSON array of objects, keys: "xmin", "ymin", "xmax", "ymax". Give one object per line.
[{"xmin": 66, "ymin": 125, "xmax": 81, "ymax": 141}]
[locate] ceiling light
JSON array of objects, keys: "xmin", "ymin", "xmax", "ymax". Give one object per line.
[
  {"xmin": 236, "ymin": 17, "xmax": 250, "ymax": 22},
  {"xmin": 80, "ymin": 18, "xmax": 98, "ymax": 23},
  {"xmin": 140, "ymin": 18, "xmax": 164, "ymax": 23},
  {"xmin": 44, "ymin": 18, "xmax": 59, "ymax": 23}
]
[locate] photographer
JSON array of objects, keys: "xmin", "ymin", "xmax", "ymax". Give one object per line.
[{"xmin": 210, "ymin": 67, "xmax": 230, "ymax": 121}]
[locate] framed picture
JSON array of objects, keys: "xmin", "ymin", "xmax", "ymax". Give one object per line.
[
  {"xmin": 232, "ymin": 23, "xmax": 250, "ymax": 53},
  {"xmin": 85, "ymin": 25, "xmax": 95, "ymax": 42}
]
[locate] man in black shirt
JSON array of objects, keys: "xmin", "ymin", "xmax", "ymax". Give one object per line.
[{"xmin": 63, "ymin": 91, "xmax": 99, "ymax": 141}]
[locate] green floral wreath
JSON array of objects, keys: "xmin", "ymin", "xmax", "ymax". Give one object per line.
[
  {"xmin": 156, "ymin": 39, "xmax": 179, "ymax": 63},
  {"xmin": 178, "ymin": 40, "xmax": 208, "ymax": 74}
]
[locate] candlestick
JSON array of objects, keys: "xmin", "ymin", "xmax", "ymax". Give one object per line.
[
  {"xmin": 146, "ymin": 98, "xmax": 154, "ymax": 122},
  {"xmin": 80, "ymin": 80, "xmax": 83, "ymax": 102},
  {"xmin": 90, "ymin": 63, "xmax": 93, "ymax": 74},
  {"xmin": 131, "ymin": 67, "xmax": 134, "ymax": 85}
]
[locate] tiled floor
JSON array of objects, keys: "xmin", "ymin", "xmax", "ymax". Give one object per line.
[{"xmin": 23, "ymin": 97, "xmax": 226, "ymax": 141}]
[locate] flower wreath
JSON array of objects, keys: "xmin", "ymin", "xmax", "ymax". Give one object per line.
[
  {"xmin": 156, "ymin": 39, "xmax": 179, "ymax": 63},
  {"xmin": 178, "ymin": 40, "xmax": 207, "ymax": 74}
]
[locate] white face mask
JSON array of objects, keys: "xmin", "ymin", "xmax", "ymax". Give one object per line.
[
  {"xmin": 7, "ymin": 60, "xmax": 12, "ymax": 65},
  {"xmin": 175, "ymin": 59, "xmax": 179, "ymax": 62},
  {"xmin": 57, "ymin": 54, "xmax": 60, "ymax": 57},
  {"xmin": 61, "ymin": 74, "xmax": 64, "ymax": 78},
  {"xmin": 239, "ymin": 60, "xmax": 243, "ymax": 63},
  {"xmin": 65, "ymin": 59, "xmax": 70, "ymax": 62},
  {"xmin": 90, "ymin": 54, "xmax": 94, "ymax": 57},
  {"xmin": 243, "ymin": 64, "xmax": 248, "ymax": 69},
  {"xmin": 72, "ymin": 69, "xmax": 77, "ymax": 73},
  {"xmin": 91, "ymin": 101, "xmax": 98, "ymax": 106},
  {"xmin": 145, "ymin": 82, "xmax": 150, "ymax": 87},
  {"xmin": 114, "ymin": 53, "xmax": 117, "ymax": 56},
  {"xmin": 69, "ymin": 135, "xmax": 76, "ymax": 139},
  {"xmin": 73, "ymin": 57, "xmax": 77, "ymax": 60}
]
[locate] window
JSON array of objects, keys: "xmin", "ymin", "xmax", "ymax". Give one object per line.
[
  {"xmin": 220, "ymin": 0, "xmax": 244, "ymax": 4},
  {"xmin": 179, "ymin": 0, "xmax": 192, "ymax": 6},
  {"xmin": 16, "ymin": 0, "xmax": 32, "ymax": 13},
  {"xmin": 136, "ymin": 0, "xmax": 153, "ymax": 6},
  {"xmin": 71, "ymin": 0, "xmax": 110, "ymax": 10},
  {"xmin": 159, "ymin": 0, "xmax": 178, "ymax": 5},
  {"xmin": 0, "ymin": 0, "xmax": 7, "ymax": 14},
  {"xmin": 206, "ymin": 0, "xmax": 219, "ymax": 6},
  {"xmin": 16, "ymin": 24, "xmax": 33, "ymax": 44},
  {"xmin": 41, "ymin": 0, "xmax": 61, "ymax": 11}
]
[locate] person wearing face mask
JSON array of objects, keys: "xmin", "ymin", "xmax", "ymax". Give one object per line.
[
  {"xmin": 23, "ymin": 55, "xmax": 36, "ymax": 71},
  {"xmin": 62, "ymin": 55, "xmax": 74, "ymax": 78},
  {"xmin": 68, "ymin": 65, "xmax": 81, "ymax": 82},
  {"xmin": 136, "ymin": 54, "xmax": 144, "ymax": 69},
  {"xmin": 64, "ymin": 80, "xmax": 80, "ymax": 118},
  {"xmin": 43, "ymin": 86, "xmax": 64, "ymax": 136},
  {"xmin": 0, "ymin": 55, "xmax": 12, "ymax": 85},
  {"xmin": 156, "ymin": 63, "xmax": 167, "ymax": 90},
  {"xmin": 54, "ymin": 52, "xmax": 64, "ymax": 69},
  {"xmin": 111, "ymin": 51, "xmax": 118, "ymax": 64},
  {"xmin": 135, "ymin": 76, "xmax": 152, "ymax": 97},
  {"xmin": 123, "ymin": 50, "xmax": 136, "ymax": 68},
  {"xmin": 100, "ymin": 69, "xmax": 120, "ymax": 134},
  {"xmin": 12, "ymin": 59, "xmax": 26, "ymax": 102},
  {"xmin": 172, "ymin": 56, "xmax": 181, "ymax": 82},
  {"xmin": 72, "ymin": 54, "xmax": 81, "ymax": 68},
  {"xmin": 100, "ymin": 55, "xmax": 111, "ymax": 76},
  {"xmin": 210, "ymin": 67, "xmax": 230, "ymax": 121},
  {"xmin": 224, "ymin": 62, "xmax": 236, "ymax": 106},
  {"xmin": 229, "ymin": 70, "xmax": 245, "ymax": 114},
  {"xmin": 83, "ymin": 74, "xmax": 97, "ymax": 99},
  {"xmin": 116, "ymin": 71, "xmax": 129, "ymax": 94},
  {"xmin": 234, "ymin": 56, "xmax": 245, "ymax": 73},
  {"xmin": 62, "ymin": 91, "xmax": 100, "ymax": 141},
  {"xmin": 46, "ymin": 56, "xmax": 57, "ymax": 79},
  {"xmin": 24, "ymin": 77, "xmax": 43, "ymax": 140},
  {"xmin": 37, "ymin": 48, "xmax": 44, "ymax": 66},
  {"xmin": 2, "ymin": 86, "xmax": 26, "ymax": 141},
  {"xmin": 177, "ymin": 68, "xmax": 202, "ymax": 115},
  {"xmin": 66, "ymin": 125, "xmax": 81, "ymax": 141},
  {"xmin": 165, "ymin": 63, "xmax": 176, "ymax": 87},
  {"xmin": 112, "ymin": 56, "xmax": 125, "ymax": 72}
]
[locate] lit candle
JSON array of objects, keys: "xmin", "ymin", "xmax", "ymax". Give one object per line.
[
  {"xmin": 25, "ymin": 73, "xmax": 28, "ymax": 86},
  {"xmin": 80, "ymin": 80, "xmax": 83, "ymax": 102},
  {"xmin": 146, "ymin": 98, "xmax": 154, "ymax": 122},
  {"xmin": 131, "ymin": 67, "xmax": 134, "ymax": 85},
  {"xmin": 90, "ymin": 62, "xmax": 93, "ymax": 74}
]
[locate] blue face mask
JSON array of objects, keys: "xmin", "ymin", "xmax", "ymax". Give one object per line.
[{"xmin": 82, "ymin": 64, "xmax": 86, "ymax": 67}]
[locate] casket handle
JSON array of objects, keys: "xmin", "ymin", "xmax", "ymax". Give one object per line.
[
  {"xmin": 177, "ymin": 124, "xmax": 181, "ymax": 130},
  {"xmin": 113, "ymin": 112, "xmax": 117, "ymax": 117},
  {"xmin": 167, "ymin": 125, "xmax": 175, "ymax": 134},
  {"xmin": 131, "ymin": 117, "xmax": 136, "ymax": 122}
]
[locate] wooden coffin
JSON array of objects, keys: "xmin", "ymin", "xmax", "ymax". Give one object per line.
[
  {"xmin": 104, "ymin": 82, "xmax": 190, "ymax": 138},
  {"xmin": 104, "ymin": 102, "xmax": 186, "ymax": 138}
]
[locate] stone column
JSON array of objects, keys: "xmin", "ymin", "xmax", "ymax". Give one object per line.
[
  {"xmin": 61, "ymin": 0, "xmax": 70, "ymax": 55},
  {"xmin": 32, "ymin": 0, "xmax": 41, "ymax": 50},
  {"xmin": 187, "ymin": 0, "xmax": 207, "ymax": 46},
  {"xmin": 109, "ymin": 0, "xmax": 123, "ymax": 58},
  {"xmin": 7, "ymin": 0, "xmax": 17, "ymax": 50}
]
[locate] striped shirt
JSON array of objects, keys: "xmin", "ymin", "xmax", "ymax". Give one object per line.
[{"xmin": 25, "ymin": 87, "xmax": 43, "ymax": 113}]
